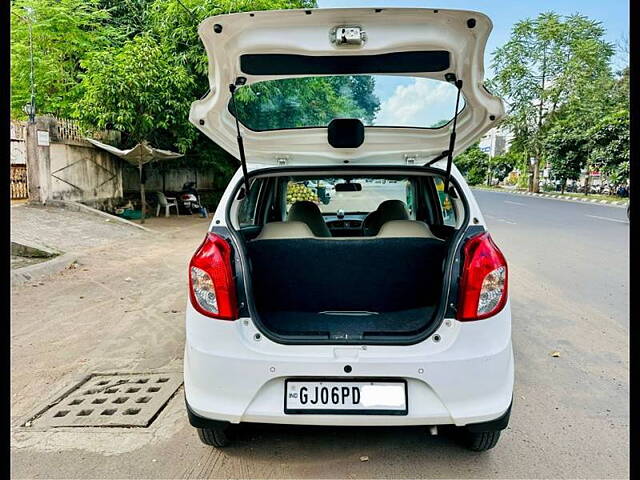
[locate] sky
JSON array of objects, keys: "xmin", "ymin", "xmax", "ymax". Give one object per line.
[{"xmin": 317, "ymin": 0, "xmax": 629, "ymax": 126}]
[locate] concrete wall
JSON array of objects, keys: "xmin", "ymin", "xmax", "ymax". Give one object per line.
[
  {"xmin": 49, "ymin": 142, "xmax": 123, "ymax": 203},
  {"xmin": 19, "ymin": 116, "xmax": 124, "ymax": 208}
]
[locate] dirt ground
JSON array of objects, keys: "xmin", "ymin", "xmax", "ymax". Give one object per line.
[{"xmin": 10, "ymin": 201, "xmax": 629, "ymax": 479}]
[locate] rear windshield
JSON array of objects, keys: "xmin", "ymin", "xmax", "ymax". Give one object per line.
[
  {"xmin": 284, "ymin": 176, "xmax": 414, "ymax": 216},
  {"xmin": 230, "ymin": 75, "xmax": 464, "ymax": 131}
]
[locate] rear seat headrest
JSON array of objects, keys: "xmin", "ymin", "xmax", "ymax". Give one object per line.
[
  {"xmin": 376, "ymin": 220, "xmax": 441, "ymax": 239},
  {"xmin": 254, "ymin": 221, "xmax": 315, "ymax": 240},
  {"xmin": 287, "ymin": 201, "xmax": 332, "ymax": 237}
]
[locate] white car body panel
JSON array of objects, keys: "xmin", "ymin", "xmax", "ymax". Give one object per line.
[
  {"xmin": 187, "ymin": 165, "xmax": 509, "ymax": 427},
  {"xmin": 189, "ymin": 8, "xmax": 504, "ymax": 166},
  {"xmin": 185, "ymin": 297, "xmax": 512, "ymax": 426},
  {"xmin": 184, "ymin": 7, "xmax": 512, "ymax": 431}
]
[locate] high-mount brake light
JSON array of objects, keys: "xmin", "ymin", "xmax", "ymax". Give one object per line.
[
  {"xmin": 189, "ymin": 233, "xmax": 238, "ymax": 320},
  {"xmin": 457, "ymin": 232, "xmax": 508, "ymax": 321}
]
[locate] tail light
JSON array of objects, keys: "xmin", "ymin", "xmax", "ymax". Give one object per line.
[
  {"xmin": 457, "ymin": 232, "xmax": 508, "ymax": 321},
  {"xmin": 189, "ymin": 233, "xmax": 238, "ymax": 320}
]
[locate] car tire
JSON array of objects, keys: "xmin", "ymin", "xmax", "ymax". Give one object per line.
[
  {"xmin": 460, "ymin": 430, "xmax": 501, "ymax": 452},
  {"xmin": 197, "ymin": 425, "xmax": 230, "ymax": 448}
]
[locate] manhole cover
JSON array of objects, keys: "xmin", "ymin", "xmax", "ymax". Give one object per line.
[{"xmin": 27, "ymin": 373, "xmax": 182, "ymax": 428}]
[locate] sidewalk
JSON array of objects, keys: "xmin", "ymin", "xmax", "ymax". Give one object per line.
[
  {"xmin": 11, "ymin": 203, "xmax": 212, "ymax": 284},
  {"xmin": 11, "ymin": 203, "xmax": 146, "ymax": 253},
  {"xmin": 473, "ymin": 185, "xmax": 629, "ymax": 207},
  {"xmin": 11, "ymin": 211, "xmax": 210, "ymax": 478}
]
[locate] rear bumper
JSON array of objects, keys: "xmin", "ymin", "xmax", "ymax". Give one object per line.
[
  {"xmin": 186, "ymin": 397, "xmax": 513, "ymax": 432},
  {"xmin": 184, "ymin": 301, "xmax": 514, "ymax": 427}
]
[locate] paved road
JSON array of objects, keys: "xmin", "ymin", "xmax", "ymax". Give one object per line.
[
  {"xmin": 475, "ymin": 189, "xmax": 629, "ymax": 328},
  {"xmin": 11, "ymin": 193, "xmax": 629, "ymax": 479}
]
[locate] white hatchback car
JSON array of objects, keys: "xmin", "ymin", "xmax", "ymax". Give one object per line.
[{"xmin": 184, "ymin": 7, "xmax": 513, "ymax": 452}]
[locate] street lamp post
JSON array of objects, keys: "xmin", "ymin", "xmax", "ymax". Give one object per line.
[{"xmin": 27, "ymin": 14, "xmax": 35, "ymax": 124}]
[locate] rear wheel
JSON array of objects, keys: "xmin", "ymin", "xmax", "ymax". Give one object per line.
[
  {"xmin": 459, "ymin": 430, "xmax": 501, "ymax": 451},
  {"xmin": 196, "ymin": 424, "xmax": 230, "ymax": 448}
]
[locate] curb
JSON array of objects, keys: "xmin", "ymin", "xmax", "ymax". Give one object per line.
[
  {"xmin": 11, "ymin": 252, "xmax": 79, "ymax": 286},
  {"xmin": 45, "ymin": 200, "xmax": 155, "ymax": 232},
  {"xmin": 473, "ymin": 187, "xmax": 628, "ymax": 207}
]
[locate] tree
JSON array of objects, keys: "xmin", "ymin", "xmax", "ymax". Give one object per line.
[
  {"xmin": 232, "ymin": 75, "xmax": 380, "ymax": 130},
  {"xmin": 490, "ymin": 12, "xmax": 614, "ymax": 192},
  {"xmin": 431, "ymin": 119, "xmax": 451, "ymax": 128},
  {"xmin": 490, "ymin": 151, "xmax": 519, "ymax": 183},
  {"xmin": 540, "ymin": 62, "xmax": 628, "ymax": 192},
  {"xmin": 588, "ymin": 110, "xmax": 629, "ymax": 186},
  {"xmin": 454, "ymin": 144, "xmax": 489, "ymax": 186},
  {"xmin": 10, "ymin": 0, "xmax": 119, "ymax": 118},
  {"xmin": 137, "ymin": 0, "xmax": 316, "ymax": 176},
  {"xmin": 542, "ymin": 117, "xmax": 587, "ymax": 192},
  {"xmin": 75, "ymin": 35, "xmax": 196, "ymax": 152},
  {"xmin": 98, "ymin": 0, "xmax": 154, "ymax": 41}
]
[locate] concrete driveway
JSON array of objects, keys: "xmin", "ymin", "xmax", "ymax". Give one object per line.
[{"xmin": 10, "ymin": 193, "xmax": 628, "ymax": 479}]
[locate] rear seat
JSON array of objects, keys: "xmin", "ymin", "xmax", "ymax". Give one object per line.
[
  {"xmin": 247, "ymin": 220, "xmax": 448, "ymax": 314},
  {"xmin": 254, "ymin": 221, "xmax": 315, "ymax": 240},
  {"xmin": 376, "ymin": 220, "xmax": 441, "ymax": 240},
  {"xmin": 254, "ymin": 219, "xmax": 442, "ymax": 240}
]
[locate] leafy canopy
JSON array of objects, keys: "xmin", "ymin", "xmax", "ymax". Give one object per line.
[
  {"xmin": 232, "ymin": 76, "xmax": 381, "ymax": 130},
  {"xmin": 489, "ymin": 12, "xmax": 615, "ymax": 189},
  {"xmin": 454, "ymin": 143, "xmax": 489, "ymax": 186},
  {"xmin": 75, "ymin": 34, "xmax": 196, "ymax": 151},
  {"xmin": 10, "ymin": 0, "xmax": 119, "ymax": 117}
]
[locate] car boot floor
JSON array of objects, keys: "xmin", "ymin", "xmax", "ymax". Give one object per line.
[{"xmin": 258, "ymin": 306, "xmax": 436, "ymax": 338}]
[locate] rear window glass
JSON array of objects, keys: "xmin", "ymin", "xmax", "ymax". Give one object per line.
[
  {"xmin": 237, "ymin": 179, "xmax": 263, "ymax": 226},
  {"xmin": 231, "ymin": 75, "xmax": 464, "ymax": 131},
  {"xmin": 284, "ymin": 176, "xmax": 415, "ymax": 216},
  {"xmin": 433, "ymin": 177, "xmax": 457, "ymax": 226}
]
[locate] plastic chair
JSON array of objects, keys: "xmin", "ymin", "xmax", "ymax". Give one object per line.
[{"xmin": 156, "ymin": 192, "xmax": 179, "ymax": 217}]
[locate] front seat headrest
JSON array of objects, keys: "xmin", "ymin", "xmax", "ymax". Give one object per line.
[
  {"xmin": 287, "ymin": 201, "xmax": 332, "ymax": 237},
  {"xmin": 378, "ymin": 200, "xmax": 410, "ymax": 222},
  {"xmin": 363, "ymin": 199, "xmax": 410, "ymax": 236}
]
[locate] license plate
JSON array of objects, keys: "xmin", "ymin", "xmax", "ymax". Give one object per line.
[{"xmin": 284, "ymin": 379, "xmax": 407, "ymax": 415}]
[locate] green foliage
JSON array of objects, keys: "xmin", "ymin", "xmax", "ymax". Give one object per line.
[
  {"xmin": 98, "ymin": 0, "xmax": 154, "ymax": 40},
  {"xmin": 232, "ymin": 76, "xmax": 380, "ymax": 130},
  {"xmin": 588, "ymin": 110, "xmax": 630, "ymax": 184},
  {"xmin": 124, "ymin": 0, "xmax": 315, "ymax": 172},
  {"xmin": 489, "ymin": 12, "xmax": 615, "ymax": 188},
  {"xmin": 12, "ymin": 0, "xmax": 316, "ymax": 178},
  {"xmin": 539, "ymin": 68, "xmax": 629, "ymax": 187},
  {"xmin": 75, "ymin": 34, "xmax": 196, "ymax": 151},
  {"xmin": 490, "ymin": 151, "xmax": 520, "ymax": 182},
  {"xmin": 455, "ymin": 144, "xmax": 489, "ymax": 186},
  {"xmin": 542, "ymin": 117, "xmax": 587, "ymax": 187},
  {"xmin": 10, "ymin": 0, "xmax": 119, "ymax": 117},
  {"xmin": 145, "ymin": 0, "xmax": 316, "ymax": 94}
]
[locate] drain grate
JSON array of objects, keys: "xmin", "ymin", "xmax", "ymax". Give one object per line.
[{"xmin": 28, "ymin": 373, "xmax": 182, "ymax": 428}]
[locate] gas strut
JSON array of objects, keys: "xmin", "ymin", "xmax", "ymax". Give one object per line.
[
  {"xmin": 425, "ymin": 78, "xmax": 463, "ymax": 192},
  {"xmin": 229, "ymin": 82, "xmax": 251, "ymax": 195},
  {"xmin": 444, "ymin": 79, "xmax": 463, "ymax": 192}
]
